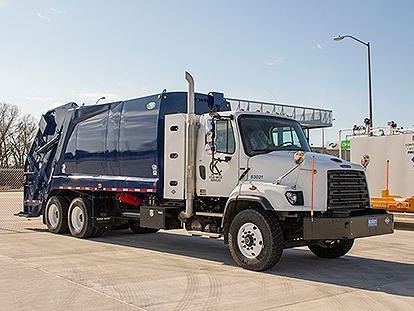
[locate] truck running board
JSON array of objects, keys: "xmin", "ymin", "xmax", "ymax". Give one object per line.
[
  {"xmin": 122, "ymin": 212, "xmax": 140, "ymax": 218},
  {"xmin": 195, "ymin": 212, "xmax": 224, "ymax": 218},
  {"xmin": 188, "ymin": 231, "xmax": 222, "ymax": 239}
]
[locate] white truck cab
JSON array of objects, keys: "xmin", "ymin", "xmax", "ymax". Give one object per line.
[{"xmin": 164, "ymin": 106, "xmax": 393, "ymax": 271}]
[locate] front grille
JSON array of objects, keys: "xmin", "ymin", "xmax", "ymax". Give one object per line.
[{"xmin": 327, "ymin": 170, "xmax": 369, "ymax": 209}]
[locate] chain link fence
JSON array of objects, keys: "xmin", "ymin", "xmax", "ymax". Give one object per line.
[
  {"xmin": 0, "ymin": 168, "xmax": 44, "ymax": 234},
  {"xmin": 0, "ymin": 168, "xmax": 24, "ymax": 190}
]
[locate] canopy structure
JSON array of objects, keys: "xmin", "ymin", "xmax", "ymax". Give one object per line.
[{"xmin": 226, "ymin": 98, "xmax": 333, "ymax": 129}]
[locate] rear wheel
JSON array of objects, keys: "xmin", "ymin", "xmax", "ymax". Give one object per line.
[
  {"xmin": 308, "ymin": 239, "xmax": 354, "ymax": 258},
  {"xmin": 91, "ymin": 227, "xmax": 106, "ymax": 237},
  {"xmin": 45, "ymin": 196, "xmax": 69, "ymax": 234},
  {"xmin": 68, "ymin": 198, "xmax": 95, "ymax": 238},
  {"xmin": 228, "ymin": 209, "xmax": 283, "ymax": 271}
]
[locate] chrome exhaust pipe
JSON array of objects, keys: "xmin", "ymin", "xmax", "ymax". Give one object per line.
[{"xmin": 180, "ymin": 71, "xmax": 196, "ymax": 219}]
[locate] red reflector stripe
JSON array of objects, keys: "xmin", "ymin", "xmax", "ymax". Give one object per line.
[{"xmin": 58, "ymin": 186, "xmax": 156, "ymax": 192}]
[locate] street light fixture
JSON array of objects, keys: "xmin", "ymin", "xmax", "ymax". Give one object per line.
[
  {"xmin": 333, "ymin": 35, "xmax": 373, "ymax": 129},
  {"xmin": 95, "ymin": 96, "xmax": 105, "ymax": 105}
]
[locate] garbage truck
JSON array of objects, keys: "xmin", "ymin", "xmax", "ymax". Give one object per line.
[{"xmin": 18, "ymin": 72, "xmax": 394, "ymax": 271}]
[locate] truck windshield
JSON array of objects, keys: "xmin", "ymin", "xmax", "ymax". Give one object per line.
[{"xmin": 238, "ymin": 115, "xmax": 310, "ymax": 156}]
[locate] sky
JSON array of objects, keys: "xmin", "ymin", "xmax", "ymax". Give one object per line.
[{"xmin": 1, "ymin": 0, "xmax": 413, "ymax": 146}]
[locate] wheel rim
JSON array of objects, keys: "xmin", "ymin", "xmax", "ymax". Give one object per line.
[
  {"xmin": 48, "ymin": 203, "xmax": 59, "ymax": 227},
  {"xmin": 318, "ymin": 240, "xmax": 341, "ymax": 248},
  {"xmin": 237, "ymin": 222, "xmax": 264, "ymax": 258},
  {"xmin": 71, "ymin": 206, "xmax": 84, "ymax": 231}
]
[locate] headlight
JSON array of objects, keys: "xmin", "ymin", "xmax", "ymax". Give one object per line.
[
  {"xmin": 285, "ymin": 191, "xmax": 304, "ymax": 205},
  {"xmin": 286, "ymin": 192, "xmax": 297, "ymax": 204}
]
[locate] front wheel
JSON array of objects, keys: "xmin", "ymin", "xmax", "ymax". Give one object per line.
[
  {"xmin": 228, "ymin": 209, "xmax": 283, "ymax": 271},
  {"xmin": 308, "ymin": 239, "xmax": 354, "ymax": 258}
]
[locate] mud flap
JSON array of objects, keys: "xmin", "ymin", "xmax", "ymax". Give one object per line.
[{"xmin": 92, "ymin": 213, "xmax": 113, "ymax": 228}]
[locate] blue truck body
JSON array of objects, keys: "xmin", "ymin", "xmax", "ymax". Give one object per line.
[{"xmin": 21, "ymin": 91, "xmax": 230, "ymax": 218}]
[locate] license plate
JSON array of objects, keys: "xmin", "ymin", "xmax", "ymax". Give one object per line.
[{"xmin": 368, "ymin": 217, "xmax": 378, "ymax": 228}]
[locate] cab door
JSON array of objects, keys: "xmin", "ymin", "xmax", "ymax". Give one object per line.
[{"xmin": 196, "ymin": 115, "xmax": 239, "ymax": 197}]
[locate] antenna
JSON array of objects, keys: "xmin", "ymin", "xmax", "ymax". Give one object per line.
[{"xmin": 268, "ymin": 89, "xmax": 279, "ymax": 103}]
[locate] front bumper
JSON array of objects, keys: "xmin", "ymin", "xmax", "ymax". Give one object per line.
[{"xmin": 303, "ymin": 213, "xmax": 394, "ymax": 240}]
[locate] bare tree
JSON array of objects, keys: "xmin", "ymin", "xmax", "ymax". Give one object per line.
[
  {"xmin": 0, "ymin": 102, "xmax": 20, "ymax": 167},
  {"xmin": 10, "ymin": 114, "xmax": 37, "ymax": 168},
  {"xmin": 0, "ymin": 102, "xmax": 37, "ymax": 168}
]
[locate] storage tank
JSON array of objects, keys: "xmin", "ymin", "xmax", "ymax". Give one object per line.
[{"xmin": 350, "ymin": 132, "xmax": 414, "ymax": 212}]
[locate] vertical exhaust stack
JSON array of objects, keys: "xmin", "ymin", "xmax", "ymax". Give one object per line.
[{"xmin": 180, "ymin": 71, "xmax": 196, "ymax": 220}]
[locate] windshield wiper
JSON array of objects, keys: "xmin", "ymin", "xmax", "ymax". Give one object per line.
[
  {"xmin": 282, "ymin": 146, "xmax": 301, "ymax": 151},
  {"xmin": 250, "ymin": 149, "xmax": 269, "ymax": 155},
  {"xmin": 265, "ymin": 145, "xmax": 279, "ymax": 151},
  {"xmin": 250, "ymin": 145, "xmax": 279, "ymax": 154},
  {"xmin": 251, "ymin": 145, "xmax": 302, "ymax": 154}
]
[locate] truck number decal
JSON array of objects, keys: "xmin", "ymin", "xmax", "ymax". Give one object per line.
[
  {"xmin": 209, "ymin": 175, "xmax": 222, "ymax": 182},
  {"xmin": 250, "ymin": 174, "xmax": 264, "ymax": 180}
]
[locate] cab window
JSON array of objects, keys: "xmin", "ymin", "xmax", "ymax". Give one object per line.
[
  {"xmin": 272, "ymin": 126, "xmax": 301, "ymax": 146},
  {"xmin": 215, "ymin": 120, "xmax": 235, "ymax": 154}
]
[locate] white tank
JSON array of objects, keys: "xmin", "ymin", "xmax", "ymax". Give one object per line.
[{"xmin": 350, "ymin": 132, "xmax": 414, "ymax": 198}]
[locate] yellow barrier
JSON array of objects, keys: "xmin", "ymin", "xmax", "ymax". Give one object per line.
[{"xmin": 371, "ymin": 190, "xmax": 414, "ymax": 213}]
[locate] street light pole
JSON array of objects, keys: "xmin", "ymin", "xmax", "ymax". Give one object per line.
[
  {"xmin": 367, "ymin": 41, "xmax": 372, "ymax": 128},
  {"xmin": 333, "ymin": 35, "xmax": 373, "ymax": 128}
]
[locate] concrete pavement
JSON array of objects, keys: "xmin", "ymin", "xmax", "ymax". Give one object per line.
[{"xmin": 1, "ymin": 192, "xmax": 414, "ymax": 310}]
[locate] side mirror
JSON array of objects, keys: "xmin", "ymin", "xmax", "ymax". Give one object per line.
[
  {"xmin": 205, "ymin": 142, "xmax": 213, "ymax": 155},
  {"xmin": 205, "ymin": 118, "xmax": 216, "ymax": 154},
  {"xmin": 293, "ymin": 151, "xmax": 305, "ymax": 165},
  {"xmin": 206, "ymin": 130, "xmax": 213, "ymax": 143},
  {"xmin": 275, "ymin": 151, "xmax": 306, "ymax": 185},
  {"xmin": 205, "ymin": 119, "xmax": 214, "ymax": 143}
]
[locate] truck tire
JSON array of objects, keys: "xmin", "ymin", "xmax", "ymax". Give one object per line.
[
  {"xmin": 68, "ymin": 198, "xmax": 95, "ymax": 238},
  {"xmin": 308, "ymin": 239, "xmax": 354, "ymax": 258},
  {"xmin": 45, "ymin": 196, "xmax": 69, "ymax": 234},
  {"xmin": 129, "ymin": 220, "xmax": 159, "ymax": 234},
  {"xmin": 228, "ymin": 209, "xmax": 283, "ymax": 271},
  {"xmin": 91, "ymin": 227, "xmax": 106, "ymax": 237}
]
